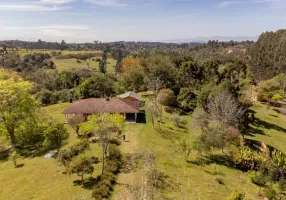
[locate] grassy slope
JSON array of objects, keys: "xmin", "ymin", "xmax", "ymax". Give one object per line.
[
  {"xmin": 7, "ymin": 48, "xmax": 117, "ymax": 73},
  {"xmin": 113, "ymin": 107, "xmax": 260, "ymax": 200},
  {"xmin": 1, "ymin": 102, "xmax": 285, "ymax": 199},
  {"xmin": 0, "ymin": 103, "xmax": 101, "ymax": 200},
  {"xmin": 10, "ymin": 49, "xmax": 101, "ymax": 57},
  {"xmin": 245, "ymin": 103, "xmax": 286, "ymax": 153},
  {"xmin": 52, "ymin": 58, "xmax": 116, "ymax": 73}
]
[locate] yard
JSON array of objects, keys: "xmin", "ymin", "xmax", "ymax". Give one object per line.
[{"xmin": 0, "ymin": 101, "xmax": 285, "ymax": 199}]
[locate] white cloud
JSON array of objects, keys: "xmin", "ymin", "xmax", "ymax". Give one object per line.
[
  {"xmin": 254, "ymin": 0, "xmax": 286, "ymax": 7},
  {"xmin": 0, "ymin": 4, "xmax": 66, "ymax": 11},
  {"xmin": 174, "ymin": 13, "xmax": 196, "ymax": 19},
  {"xmin": 217, "ymin": 1, "xmax": 237, "ymax": 8},
  {"xmin": 40, "ymin": 0, "xmax": 75, "ymax": 4},
  {"xmin": 87, "ymin": 0, "xmax": 129, "ymax": 7},
  {"xmin": 3, "ymin": 24, "xmax": 95, "ymax": 41},
  {"xmin": 4, "ymin": 24, "xmax": 92, "ymax": 31},
  {"xmin": 218, "ymin": 0, "xmax": 286, "ymax": 8}
]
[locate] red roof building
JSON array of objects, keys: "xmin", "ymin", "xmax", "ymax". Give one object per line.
[{"xmin": 62, "ymin": 98, "xmax": 140, "ymax": 123}]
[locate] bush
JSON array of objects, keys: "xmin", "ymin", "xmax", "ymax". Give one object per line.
[
  {"xmin": 228, "ymin": 191, "xmax": 245, "ymax": 200},
  {"xmin": 263, "ymin": 186, "xmax": 277, "ymax": 200},
  {"xmin": 215, "ymin": 177, "xmax": 225, "ymax": 185},
  {"xmin": 109, "ymin": 138, "xmax": 121, "ymax": 146},
  {"xmin": 177, "ymin": 88, "xmax": 197, "ymax": 112},
  {"xmin": 57, "ymin": 139, "xmax": 89, "ymax": 166},
  {"xmin": 248, "ymin": 171, "xmax": 267, "ymax": 187},
  {"xmin": 91, "ymin": 144, "xmax": 122, "ymax": 199}
]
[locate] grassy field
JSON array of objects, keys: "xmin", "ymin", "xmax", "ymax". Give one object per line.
[
  {"xmin": 113, "ymin": 106, "xmax": 260, "ymax": 200},
  {"xmin": 6, "ymin": 48, "xmax": 117, "ymax": 73},
  {"xmin": 245, "ymin": 103, "xmax": 286, "ymax": 153},
  {"xmin": 7, "ymin": 49, "xmax": 102, "ymax": 57},
  {"xmin": 1, "ymin": 102, "xmax": 285, "ymax": 199},
  {"xmin": 52, "ymin": 57, "xmax": 116, "ymax": 73}
]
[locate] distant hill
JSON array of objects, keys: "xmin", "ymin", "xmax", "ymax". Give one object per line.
[
  {"xmin": 162, "ymin": 36, "xmax": 258, "ymax": 44},
  {"xmin": 250, "ymin": 29, "xmax": 286, "ymax": 80}
]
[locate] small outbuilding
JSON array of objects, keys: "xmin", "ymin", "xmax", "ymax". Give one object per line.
[{"xmin": 119, "ymin": 91, "xmax": 140, "ymax": 101}]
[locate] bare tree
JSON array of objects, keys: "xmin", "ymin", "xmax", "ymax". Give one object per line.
[
  {"xmin": 145, "ymin": 101, "xmax": 160, "ymax": 129},
  {"xmin": 207, "ymin": 91, "xmax": 246, "ymax": 128},
  {"xmin": 180, "ymin": 139, "xmax": 192, "ymax": 162},
  {"xmin": 67, "ymin": 114, "xmax": 85, "ymax": 137},
  {"xmin": 170, "ymin": 114, "xmax": 182, "ymax": 127},
  {"xmin": 147, "ymin": 77, "xmax": 164, "ymax": 100},
  {"xmin": 127, "ymin": 150, "xmax": 159, "ymax": 200}
]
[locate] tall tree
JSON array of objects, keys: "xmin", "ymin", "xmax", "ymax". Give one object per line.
[
  {"xmin": 157, "ymin": 89, "xmax": 175, "ymax": 125},
  {"xmin": 0, "ymin": 69, "xmax": 39, "ymax": 147},
  {"xmin": 43, "ymin": 123, "xmax": 69, "ymax": 152},
  {"xmin": 81, "ymin": 113, "xmax": 124, "ymax": 175},
  {"xmin": 99, "ymin": 51, "xmax": 107, "ymax": 73}
]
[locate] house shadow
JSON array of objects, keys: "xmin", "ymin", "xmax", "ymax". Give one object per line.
[{"xmin": 137, "ymin": 111, "xmax": 146, "ymax": 124}]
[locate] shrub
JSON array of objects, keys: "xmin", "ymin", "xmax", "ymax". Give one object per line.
[
  {"xmin": 170, "ymin": 114, "xmax": 182, "ymax": 127},
  {"xmin": 177, "ymin": 88, "xmax": 197, "ymax": 112},
  {"xmin": 215, "ymin": 177, "xmax": 225, "ymax": 185},
  {"xmin": 10, "ymin": 151, "xmax": 20, "ymax": 167},
  {"xmin": 232, "ymin": 147, "xmax": 264, "ymax": 172},
  {"xmin": 91, "ymin": 144, "xmax": 122, "ymax": 199},
  {"xmin": 57, "ymin": 139, "xmax": 89, "ymax": 166},
  {"xmin": 228, "ymin": 191, "xmax": 245, "ymax": 200},
  {"xmin": 263, "ymin": 186, "xmax": 277, "ymax": 200},
  {"xmin": 109, "ymin": 138, "xmax": 121, "ymax": 146},
  {"xmin": 248, "ymin": 171, "xmax": 267, "ymax": 187}
]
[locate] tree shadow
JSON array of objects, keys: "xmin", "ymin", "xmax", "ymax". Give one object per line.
[
  {"xmin": 244, "ymin": 138, "xmax": 276, "ymax": 152},
  {"xmin": 207, "ymin": 154, "xmax": 234, "ymax": 168},
  {"xmin": 187, "ymin": 154, "xmax": 235, "ymax": 170},
  {"xmin": 0, "ymin": 150, "xmax": 10, "ymax": 162},
  {"xmin": 243, "ymin": 110, "xmax": 286, "ymax": 137},
  {"xmin": 73, "ymin": 177, "xmax": 99, "ymax": 189},
  {"xmin": 15, "ymin": 164, "xmax": 24, "ymax": 168},
  {"xmin": 155, "ymin": 127, "xmax": 180, "ymax": 140},
  {"xmin": 16, "ymin": 144, "xmax": 47, "ymax": 158}
]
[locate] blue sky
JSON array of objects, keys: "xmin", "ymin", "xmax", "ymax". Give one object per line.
[{"xmin": 0, "ymin": 0, "xmax": 285, "ymax": 42}]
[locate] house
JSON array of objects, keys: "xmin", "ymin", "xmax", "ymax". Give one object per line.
[
  {"xmin": 62, "ymin": 98, "xmax": 140, "ymax": 123},
  {"xmin": 119, "ymin": 91, "xmax": 140, "ymax": 101}
]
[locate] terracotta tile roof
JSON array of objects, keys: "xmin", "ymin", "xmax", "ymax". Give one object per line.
[
  {"xmin": 119, "ymin": 91, "xmax": 140, "ymax": 100},
  {"xmin": 62, "ymin": 98, "xmax": 140, "ymax": 114}
]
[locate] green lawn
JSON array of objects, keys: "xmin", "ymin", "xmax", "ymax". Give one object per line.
[
  {"xmin": 1, "ymin": 102, "xmax": 285, "ymax": 199},
  {"xmin": 0, "ymin": 103, "xmax": 101, "ymax": 200},
  {"xmin": 52, "ymin": 58, "xmax": 116, "ymax": 73},
  {"xmin": 113, "ymin": 107, "xmax": 260, "ymax": 200},
  {"xmin": 245, "ymin": 103, "xmax": 286, "ymax": 153},
  {"xmin": 8, "ymin": 49, "xmax": 102, "ymax": 57}
]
